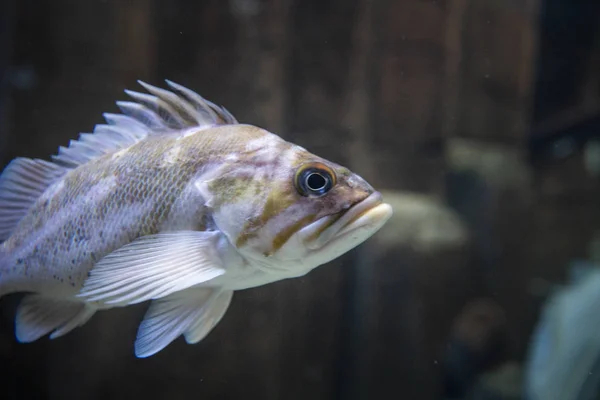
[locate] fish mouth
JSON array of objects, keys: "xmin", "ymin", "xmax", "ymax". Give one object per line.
[{"xmin": 302, "ymin": 192, "xmax": 393, "ymax": 251}]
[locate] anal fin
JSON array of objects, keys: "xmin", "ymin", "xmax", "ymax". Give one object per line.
[
  {"xmin": 134, "ymin": 288, "xmax": 233, "ymax": 358},
  {"xmin": 15, "ymin": 295, "xmax": 96, "ymax": 342}
]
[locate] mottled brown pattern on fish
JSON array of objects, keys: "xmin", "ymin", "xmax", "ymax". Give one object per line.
[
  {"xmin": 269, "ymin": 214, "xmax": 317, "ymax": 255},
  {"xmin": 304, "ymin": 212, "xmax": 344, "ymax": 243},
  {"xmin": 235, "ymin": 185, "xmax": 298, "ymax": 248},
  {"xmin": 214, "ymin": 148, "xmax": 332, "ymax": 249},
  {"xmin": 207, "ymin": 176, "xmax": 262, "ymax": 208},
  {"xmin": 2, "ymin": 125, "xmax": 276, "ymax": 293},
  {"xmin": 178, "ymin": 124, "xmax": 269, "ymax": 161},
  {"xmin": 1, "ymin": 116, "xmax": 377, "ymax": 297}
]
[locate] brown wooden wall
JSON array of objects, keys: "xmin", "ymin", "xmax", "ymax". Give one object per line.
[{"xmin": 1, "ymin": 0, "xmax": 600, "ymax": 399}]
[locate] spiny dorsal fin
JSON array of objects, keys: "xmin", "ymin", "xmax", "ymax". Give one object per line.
[
  {"xmin": 51, "ymin": 80, "xmax": 238, "ymax": 168},
  {"xmin": 0, "ymin": 158, "xmax": 67, "ymax": 241},
  {"xmin": 0, "ymin": 82, "xmax": 236, "ymax": 240}
]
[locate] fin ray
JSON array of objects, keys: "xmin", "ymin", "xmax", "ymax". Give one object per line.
[
  {"xmin": 134, "ymin": 288, "xmax": 232, "ymax": 358},
  {"xmin": 0, "ymin": 158, "xmax": 67, "ymax": 241},
  {"xmin": 165, "ymin": 80, "xmax": 238, "ymax": 124},
  {"xmin": 15, "ymin": 295, "xmax": 95, "ymax": 342},
  {"xmin": 184, "ymin": 290, "xmax": 232, "ymax": 344},
  {"xmin": 137, "ymin": 81, "xmax": 200, "ymax": 125},
  {"xmin": 124, "ymin": 90, "xmax": 187, "ymax": 128},
  {"xmin": 77, "ymin": 231, "xmax": 226, "ymax": 306},
  {"xmin": 50, "ymin": 80, "xmax": 237, "ymax": 168}
]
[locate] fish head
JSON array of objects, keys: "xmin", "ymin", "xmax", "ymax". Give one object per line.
[
  {"xmin": 200, "ymin": 128, "xmax": 393, "ymax": 273},
  {"xmin": 270, "ymin": 161, "xmax": 393, "ymax": 269}
]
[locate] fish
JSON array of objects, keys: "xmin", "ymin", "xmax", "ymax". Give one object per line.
[{"xmin": 0, "ymin": 80, "xmax": 393, "ymax": 358}]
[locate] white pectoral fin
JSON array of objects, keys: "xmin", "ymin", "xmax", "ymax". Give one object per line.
[
  {"xmin": 77, "ymin": 231, "xmax": 226, "ymax": 306},
  {"xmin": 15, "ymin": 295, "xmax": 96, "ymax": 342},
  {"xmin": 134, "ymin": 288, "xmax": 233, "ymax": 358}
]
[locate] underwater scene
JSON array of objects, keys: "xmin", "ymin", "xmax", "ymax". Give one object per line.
[{"xmin": 0, "ymin": 0, "xmax": 599, "ymax": 399}]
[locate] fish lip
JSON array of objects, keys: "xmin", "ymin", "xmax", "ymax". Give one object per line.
[{"xmin": 304, "ymin": 192, "xmax": 388, "ymax": 250}]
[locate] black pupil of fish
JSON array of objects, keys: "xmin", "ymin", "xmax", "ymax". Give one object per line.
[{"xmin": 306, "ymin": 172, "xmax": 328, "ymax": 191}]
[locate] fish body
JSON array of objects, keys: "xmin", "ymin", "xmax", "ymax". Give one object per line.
[{"xmin": 0, "ymin": 81, "xmax": 392, "ymax": 357}]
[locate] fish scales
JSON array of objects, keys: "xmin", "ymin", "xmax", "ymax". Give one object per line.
[
  {"xmin": 0, "ymin": 81, "xmax": 393, "ymax": 357},
  {"xmin": 3, "ymin": 126, "xmax": 277, "ymax": 293}
]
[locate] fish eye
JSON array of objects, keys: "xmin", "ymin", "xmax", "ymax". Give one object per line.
[{"xmin": 294, "ymin": 163, "xmax": 337, "ymax": 197}]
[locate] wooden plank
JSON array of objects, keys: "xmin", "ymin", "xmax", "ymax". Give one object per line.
[
  {"xmin": 282, "ymin": 2, "xmax": 360, "ymax": 399},
  {"xmin": 441, "ymin": 0, "xmax": 469, "ymax": 141},
  {"xmin": 9, "ymin": 0, "xmax": 120, "ymax": 162},
  {"xmin": 113, "ymin": 0, "xmax": 156, "ymax": 86},
  {"xmin": 581, "ymin": 19, "xmax": 600, "ymax": 108},
  {"xmin": 532, "ymin": 1, "xmax": 600, "ymax": 139},
  {"xmin": 452, "ymin": 0, "xmax": 539, "ymax": 143},
  {"xmin": 369, "ymin": 0, "xmax": 446, "ymax": 148},
  {"xmin": 367, "ymin": 0, "xmax": 447, "ymax": 193},
  {"xmin": 0, "ymin": 0, "xmax": 16, "ymax": 166},
  {"xmin": 339, "ymin": 0, "xmax": 374, "ymax": 180},
  {"xmin": 334, "ymin": 1, "xmax": 376, "ymax": 397}
]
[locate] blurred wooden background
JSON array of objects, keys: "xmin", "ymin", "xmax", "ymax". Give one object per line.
[{"xmin": 0, "ymin": 0, "xmax": 599, "ymax": 399}]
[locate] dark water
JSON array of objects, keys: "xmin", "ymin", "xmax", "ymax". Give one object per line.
[{"xmin": 0, "ymin": 0, "xmax": 599, "ymax": 399}]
